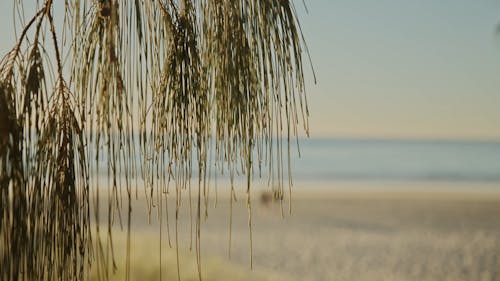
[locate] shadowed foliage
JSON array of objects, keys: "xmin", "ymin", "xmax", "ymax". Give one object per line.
[{"xmin": 0, "ymin": 0, "xmax": 313, "ymax": 280}]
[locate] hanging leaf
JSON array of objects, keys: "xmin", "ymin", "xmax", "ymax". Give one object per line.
[{"xmin": 0, "ymin": 1, "xmax": 313, "ymax": 280}]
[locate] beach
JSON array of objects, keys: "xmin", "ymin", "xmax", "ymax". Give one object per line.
[{"xmin": 94, "ymin": 182, "xmax": 500, "ymax": 281}]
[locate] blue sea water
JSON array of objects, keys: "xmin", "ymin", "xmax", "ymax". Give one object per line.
[
  {"xmin": 289, "ymin": 138, "xmax": 500, "ymax": 183},
  {"xmin": 92, "ymin": 138, "xmax": 500, "ymax": 187}
]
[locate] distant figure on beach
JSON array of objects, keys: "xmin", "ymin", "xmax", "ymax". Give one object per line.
[{"xmin": 259, "ymin": 190, "xmax": 283, "ymax": 207}]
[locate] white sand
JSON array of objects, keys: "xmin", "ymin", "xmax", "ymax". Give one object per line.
[{"xmin": 100, "ymin": 182, "xmax": 500, "ymax": 281}]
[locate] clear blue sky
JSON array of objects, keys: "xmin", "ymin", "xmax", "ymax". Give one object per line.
[
  {"xmin": 298, "ymin": 0, "xmax": 500, "ymax": 140},
  {"xmin": 1, "ymin": 1, "xmax": 499, "ymax": 140}
]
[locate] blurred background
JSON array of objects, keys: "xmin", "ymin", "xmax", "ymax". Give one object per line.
[
  {"xmin": 1, "ymin": 0, "xmax": 500, "ymax": 280},
  {"xmin": 94, "ymin": 1, "xmax": 500, "ymax": 280}
]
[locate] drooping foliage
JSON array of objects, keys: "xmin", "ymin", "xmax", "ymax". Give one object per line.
[{"xmin": 0, "ymin": 0, "xmax": 313, "ymax": 280}]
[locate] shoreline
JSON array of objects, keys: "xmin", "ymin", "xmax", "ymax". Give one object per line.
[
  {"xmin": 287, "ymin": 181, "xmax": 500, "ymax": 200},
  {"xmin": 91, "ymin": 180, "xmax": 500, "ymax": 201}
]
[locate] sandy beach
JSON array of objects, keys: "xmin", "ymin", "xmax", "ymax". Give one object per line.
[{"xmin": 97, "ymin": 183, "xmax": 500, "ymax": 281}]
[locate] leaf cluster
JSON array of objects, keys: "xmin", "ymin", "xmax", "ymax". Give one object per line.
[{"xmin": 0, "ymin": 1, "xmax": 313, "ymax": 280}]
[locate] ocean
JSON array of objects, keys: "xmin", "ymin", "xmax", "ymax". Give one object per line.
[
  {"xmin": 289, "ymin": 138, "xmax": 500, "ymax": 184},
  {"xmin": 92, "ymin": 138, "xmax": 500, "ymax": 189}
]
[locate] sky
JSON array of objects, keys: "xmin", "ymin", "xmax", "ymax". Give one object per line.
[
  {"xmin": 298, "ymin": 0, "xmax": 500, "ymax": 140},
  {"xmin": 0, "ymin": 0, "xmax": 499, "ymax": 140}
]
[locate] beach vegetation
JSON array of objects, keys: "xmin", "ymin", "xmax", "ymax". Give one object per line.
[{"xmin": 0, "ymin": 0, "xmax": 312, "ymax": 280}]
